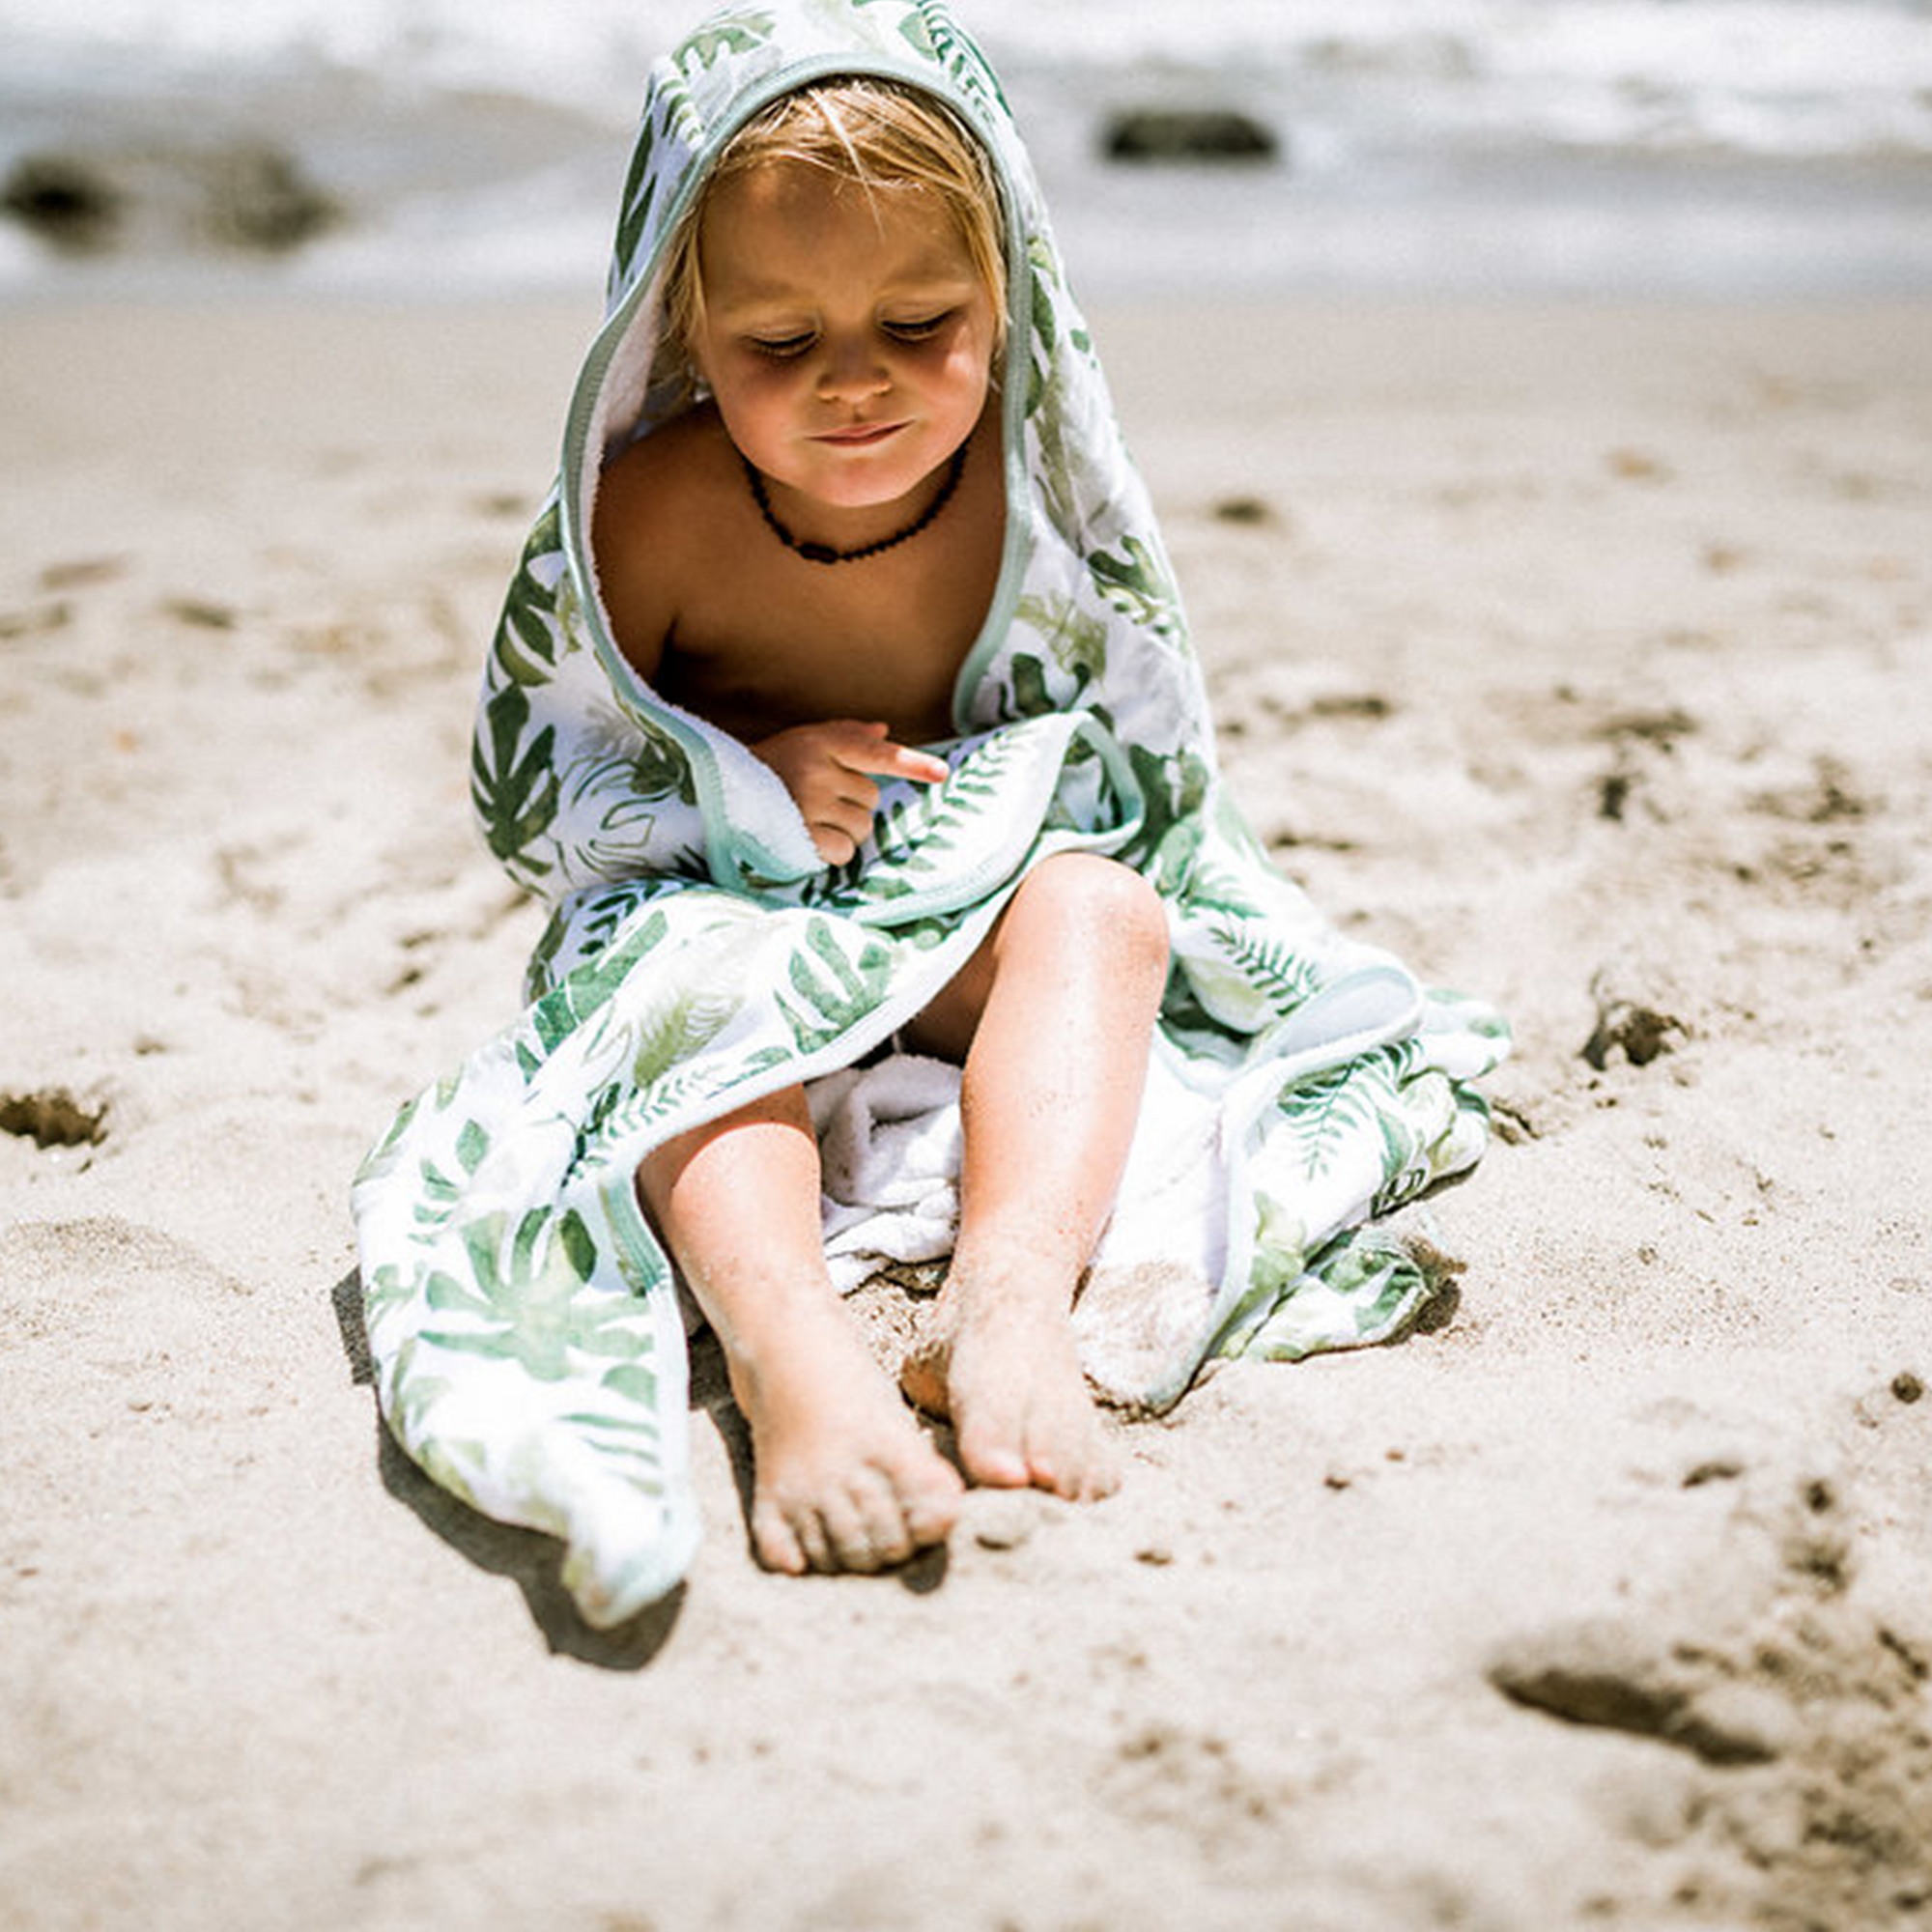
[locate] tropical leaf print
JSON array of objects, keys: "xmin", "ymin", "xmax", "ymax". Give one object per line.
[
  {"xmin": 1204, "ymin": 913, "xmax": 1322, "ymax": 1019},
  {"xmin": 592, "ymin": 1362, "xmax": 661, "ymax": 1412},
  {"xmin": 1088, "ymin": 535, "xmax": 1184, "ymax": 647},
  {"xmin": 612, "ymin": 119, "xmax": 658, "ymax": 274},
  {"xmin": 627, "ymin": 984, "xmax": 742, "ymax": 1091},
  {"xmin": 1327, "ymin": 1233, "xmax": 1430, "ymax": 1340},
  {"xmin": 523, "ymin": 907, "xmax": 577, "ymax": 1002},
  {"xmin": 386, "ymin": 1347, "xmax": 463, "ymax": 1466},
  {"xmin": 456, "ymin": 1118, "xmax": 491, "ymax": 1173},
  {"xmin": 472, "ymin": 684, "xmax": 559, "ymax": 877},
  {"xmin": 530, "ymin": 907, "xmax": 672, "ymax": 1053},
  {"xmin": 362, "ymin": 1259, "xmax": 421, "ymax": 1335},
  {"xmin": 1272, "ymin": 1058, "xmax": 1400, "ymax": 1185},
  {"xmin": 787, "ymin": 726, "xmax": 1032, "ymax": 913},
  {"xmin": 574, "ymin": 1064, "xmax": 717, "ymax": 1159},
  {"xmin": 509, "ymin": 704, "xmax": 699, "ymax": 888},
  {"xmin": 1025, "ymin": 258, "xmax": 1058, "ymax": 423},
  {"xmin": 845, "ymin": 0, "xmax": 936, "ymax": 58},
  {"xmin": 411, "ymin": 1153, "xmax": 465, "ymax": 1232},
  {"xmin": 855, "ymin": 789, "xmax": 958, "ymax": 883},
  {"xmin": 1119, "ymin": 743, "xmax": 1210, "ymax": 878},
  {"xmin": 416, "ymin": 1208, "xmax": 642, "ymax": 1382},
  {"xmin": 1223, "ymin": 1224, "xmax": 1432, "ymax": 1364},
  {"xmin": 895, "ymin": 10, "xmax": 939, "ymax": 59},
  {"xmin": 1247, "ymin": 1188, "xmax": 1310, "ymax": 1306},
  {"xmin": 1008, "ymin": 653, "xmax": 1055, "ymax": 720},
  {"xmin": 496, "ymin": 509, "xmax": 566, "ymax": 687},
  {"xmin": 1183, "ymin": 852, "xmax": 1268, "ymax": 921},
  {"xmin": 528, "ymin": 872, "xmax": 718, "ymax": 997},
  {"xmin": 1024, "ymin": 241, "xmax": 1098, "ymax": 539},
  {"xmin": 678, "ymin": 13, "xmax": 777, "ymax": 71},
  {"xmin": 1367, "ymin": 1065, "xmax": 1455, "ymax": 1218},
  {"xmin": 1013, "ymin": 592, "xmax": 1107, "ymax": 696},
  {"xmin": 861, "ymin": 731, "xmax": 1017, "ymax": 872},
  {"xmin": 1050, "ymin": 607, "xmax": 1109, "ymax": 691},
  {"xmin": 556, "ymin": 1400, "xmax": 664, "ymax": 1458},
  {"xmin": 922, "ymin": 2, "xmax": 1012, "ymax": 116},
  {"xmin": 1199, "ymin": 1188, "xmax": 1310, "ymax": 1359},
  {"xmin": 779, "ymin": 919, "xmax": 893, "ymax": 1053},
  {"xmin": 630, "ymin": 725, "xmax": 696, "ymax": 805},
  {"xmin": 1205, "ymin": 786, "xmax": 1274, "ymax": 872},
  {"xmin": 614, "ymin": 174, "xmax": 658, "ymax": 284}
]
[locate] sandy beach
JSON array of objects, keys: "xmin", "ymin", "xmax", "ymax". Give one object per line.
[{"xmin": 3, "ymin": 290, "xmax": 1929, "ymax": 1930}]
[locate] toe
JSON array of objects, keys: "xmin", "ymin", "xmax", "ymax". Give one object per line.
[
  {"xmin": 812, "ymin": 1486, "xmax": 882, "ymax": 1572},
  {"xmin": 1069, "ymin": 1423, "xmax": 1122, "ymax": 1502},
  {"xmin": 1019, "ymin": 1399, "xmax": 1119, "ymax": 1503},
  {"xmin": 788, "ymin": 1495, "xmax": 838, "ymax": 1574},
  {"xmin": 848, "ymin": 1467, "xmax": 919, "ymax": 1570},
  {"xmin": 901, "ymin": 1460, "xmax": 964, "ymax": 1546},
  {"xmin": 1073, "ymin": 1446, "xmax": 1123, "ymax": 1503},
  {"xmin": 957, "ymin": 1415, "xmax": 1031, "ymax": 1489},
  {"xmin": 751, "ymin": 1496, "xmax": 810, "ymax": 1575}
]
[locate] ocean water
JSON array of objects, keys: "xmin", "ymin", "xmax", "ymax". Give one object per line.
[{"xmin": 3, "ymin": 0, "xmax": 1930, "ymax": 298}]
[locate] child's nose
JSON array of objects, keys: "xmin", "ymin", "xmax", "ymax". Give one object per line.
[{"xmin": 817, "ymin": 336, "xmax": 889, "ymax": 402}]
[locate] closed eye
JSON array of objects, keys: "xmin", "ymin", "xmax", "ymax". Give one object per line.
[
  {"xmin": 748, "ymin": 330, "xmax": 814, "ymax": 359},
  {"xmin": 885, "ymin": 312, "xmax": 952, "ymax": 342}
]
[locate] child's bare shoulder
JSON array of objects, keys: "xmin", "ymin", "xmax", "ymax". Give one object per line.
[
  {"xmin": 592, "ymin": 404, "xmax": 737, "ymax": 674},
  {"xmin": 596, "ymin": 402, "xmax": 739, "ymax": 544}
]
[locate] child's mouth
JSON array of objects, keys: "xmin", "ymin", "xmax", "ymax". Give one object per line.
[{"xmin": 815, "ymin": 422, "xmax": 905, "ymax": 446}]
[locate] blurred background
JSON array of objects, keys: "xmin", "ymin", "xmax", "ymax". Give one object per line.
[{"xmin": 3, "ymin": 0, "xmax": 1930, "ymax": 300}]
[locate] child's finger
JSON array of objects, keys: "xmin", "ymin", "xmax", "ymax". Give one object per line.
[
  {"xmin": 828, "ymin": 725, "xmax": 950, "ymax": 785},
  {"xmin": 817, "ymin": 764, "xmax": 880, "ymax": 814},
  {"xmin": 810, "ymin": 788, "xmax": 877, "ymax": 850},
  {"xmin": 808, "ymin": 824, "xmax": 862, "ymax": 866}
]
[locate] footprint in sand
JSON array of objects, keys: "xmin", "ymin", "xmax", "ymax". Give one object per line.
[
  {"xmin": 1486, "ymin": 1449, "xmax": 1932, "ymax": 1925},
  {"xmin": 0, "ymin": 1087, "xmax": 109, "ymax": 1151}
]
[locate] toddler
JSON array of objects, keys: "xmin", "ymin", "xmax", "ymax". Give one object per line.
[
  {"xmin": 355, "ymin": 0, "xmax": 1506, "ymax": 1629},
  {"xmin": 595, "ymin": 79, "xmax": 1166, "ymax": 1575}
]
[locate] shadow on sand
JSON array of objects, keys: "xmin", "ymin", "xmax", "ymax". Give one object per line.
[{"xmin": 328, "ymin": 1267, "xmax": 685, "ymax": 1668}]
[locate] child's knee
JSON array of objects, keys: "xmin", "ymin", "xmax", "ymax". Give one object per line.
[
  {"xmin": 1026, "ymin": 853, "xmax": 1169, "ymax": 974},
  {"xmin": 636, "ymin": 1083, "xmax": 814, "ymax": 1217}
]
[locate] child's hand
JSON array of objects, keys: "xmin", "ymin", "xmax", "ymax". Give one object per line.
[{"xmin": 752, "ymin": 720, "xmax": 950, "ymax": 865}]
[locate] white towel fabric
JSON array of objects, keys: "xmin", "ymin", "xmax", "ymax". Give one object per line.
[
  {"xmin": 809, "ymin": 1053, "xmax": 965, "ymax": 1293},
  {"xmin": 808, "ymin": 1048, "xmax": 1229, "ymax": 1410}
]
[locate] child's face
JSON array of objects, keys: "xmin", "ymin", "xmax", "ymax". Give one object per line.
[{"xmin": 690, "ymin": 161, "xmax": 998, "ymax": 514}]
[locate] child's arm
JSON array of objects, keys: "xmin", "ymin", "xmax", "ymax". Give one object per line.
[
  {"xmin": 595, "ymin": 435, "xmax": 946, "ymax": 867},
  {"xmin": 751, "ymin": 721, "xmax": 948, "ymax": 866}
]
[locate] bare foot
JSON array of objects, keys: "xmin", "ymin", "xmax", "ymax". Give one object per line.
[
  {"xmin": 726, "ymin": 1292, "xmax": 963, "ymax": 1576},
  {"xmin": 901, "ymin": 1273, "xmax": 1122, "ymax": 1501}
]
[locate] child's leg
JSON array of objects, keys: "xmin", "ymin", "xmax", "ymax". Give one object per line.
[
  {"xmin": 639, "ymin": 1086, "xmax": 963, "ymax": 1575},
  {"xmin": 900, "ymin": 852, "xmax": 1170, "ymax": 1498}
]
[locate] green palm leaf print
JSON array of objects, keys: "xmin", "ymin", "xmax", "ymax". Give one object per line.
[
  {"xmin": 472, "ymin": 685, "xmax": 559, "ymax": 874},
  {"xmin": 417, "ymin": 1208, "xmax": 639, "ymax": 1382}
]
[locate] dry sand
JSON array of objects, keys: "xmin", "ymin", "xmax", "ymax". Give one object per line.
[{"xmin": 2, "ymin": 292, "xmax": 1929, "ymax": 1932}]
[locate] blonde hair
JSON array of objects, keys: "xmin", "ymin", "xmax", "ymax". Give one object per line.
[{"xmin": 658, "ymin": 77, "xmax": 1008, "ymax": 375}]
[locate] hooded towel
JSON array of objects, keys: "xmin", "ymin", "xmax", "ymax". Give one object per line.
[{"xmin": 353, "ymin": 0, "xmax": 1510, "ymax": 1627}]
